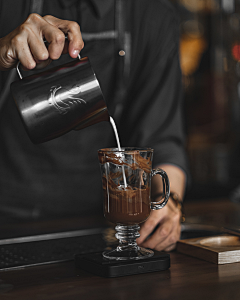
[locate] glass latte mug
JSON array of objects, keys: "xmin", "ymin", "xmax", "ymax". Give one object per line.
[{"xmin": 98, "ymin": 147, "xmax": 170, "ymax": 260}]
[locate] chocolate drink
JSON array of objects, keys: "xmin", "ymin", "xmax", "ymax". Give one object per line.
[
  {"xmin": 102, "ymin": 179, "xmax": 151, "ymax": 225},
  {"xmin": 99, "ymin": 120, "xmax": 153, "ymax": 225}
]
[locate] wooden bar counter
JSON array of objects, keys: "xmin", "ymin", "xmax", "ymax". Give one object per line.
[{"xmin": 1, "ymin": 198, "xmax": 240, "ymax": 300}]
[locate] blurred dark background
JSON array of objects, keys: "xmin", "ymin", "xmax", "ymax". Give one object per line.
[{"xmin": 170, "ymin": 0, "xmax": 240, "ymax": 201}]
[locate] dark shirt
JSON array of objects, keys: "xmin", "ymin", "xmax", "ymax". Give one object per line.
[{"xmin": 0, "ymin": 0, "xmax": 188, "ymax": 218}]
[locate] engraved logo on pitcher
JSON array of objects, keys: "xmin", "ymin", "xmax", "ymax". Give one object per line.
[{"xmin": 48, "ymin": 85, "xmax": 86, "ymax": 115}]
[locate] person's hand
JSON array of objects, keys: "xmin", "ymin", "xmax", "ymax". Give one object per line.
[
  {"xmin": 0, "ymin": 13, "xmax": 84, "ymax": 71},
  {"xmin": 136, "ymin": 198, "xmax": 182, "ymax": 252}
]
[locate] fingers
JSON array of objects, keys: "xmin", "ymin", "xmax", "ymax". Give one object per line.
[
  {"xmin": 137, "ymin": 210, "xmax": 162, "ymax": 245},
  {"xmin": 0, "ymin": 35, "xmax": 32, "ymax": 71},
  {"xmin": 14, "ymin": 14, "xmax": 51, "ymax": 69},
  {"xmin": 0, "ymin": 13, "xmax": 84, "ymax": 71},
  {"xmin": 137, "ymin": 201, "xmax": 182, "ymax": 252},
  {"xmin": 141, "ymin": 217, "xmax": 181, "ymax": 251},
  {"xmin": 43, "ymin": 15, "xmax": 84, "ymax": 59}
]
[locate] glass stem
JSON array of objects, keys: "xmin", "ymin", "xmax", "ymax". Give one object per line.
[
  {"xmin": 115, "ymin": 225, "xmax": 140, "ymax": 251},
  {"xmin": 102, "ymin": 224, "xmax": 154, "ymax": 260}
]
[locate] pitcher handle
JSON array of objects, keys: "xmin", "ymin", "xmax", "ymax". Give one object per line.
[
  {"xmin": 150, "ymin": 168, "xmax": 170, "ymax": 210},
  {"xmin": 16, "ymin": 36, "xmax": 81, "ymax": 79}
]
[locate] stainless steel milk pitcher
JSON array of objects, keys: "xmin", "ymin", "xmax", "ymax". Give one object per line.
[{"xmin": 10, "ymin": 57, "xmax": 109, "ymax": 144}]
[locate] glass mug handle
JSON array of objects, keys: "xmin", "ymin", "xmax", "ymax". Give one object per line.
[{"xmin": 150, "ymin": 168, "xmax": 170, "ymax": 210}]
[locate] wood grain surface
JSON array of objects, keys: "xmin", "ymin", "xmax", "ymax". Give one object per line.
[
  {"xmin": 1, "ymin": 198, "xmax": 240, "ymax": 299},
  {"xmin": 1, "ymin": 251, "xmax": 240, "ymax": 300}
]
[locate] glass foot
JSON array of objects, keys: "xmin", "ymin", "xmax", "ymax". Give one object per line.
[
  {"xmin": 103, "ymin": 246, "xmax": 154, "ymax": 260},
  {"xmin": 102, "ymin": 224, "xmax": 154, "ymax": 260}
]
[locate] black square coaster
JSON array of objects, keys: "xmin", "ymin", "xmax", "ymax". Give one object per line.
[{"xmin": 75, "ymin": 251, "xmax": 170, "ymax": 278}]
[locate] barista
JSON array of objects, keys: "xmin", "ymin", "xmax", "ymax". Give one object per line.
[{"xmin": 0, "ymin": 0, "xmax": 187, "ymax": 252}]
